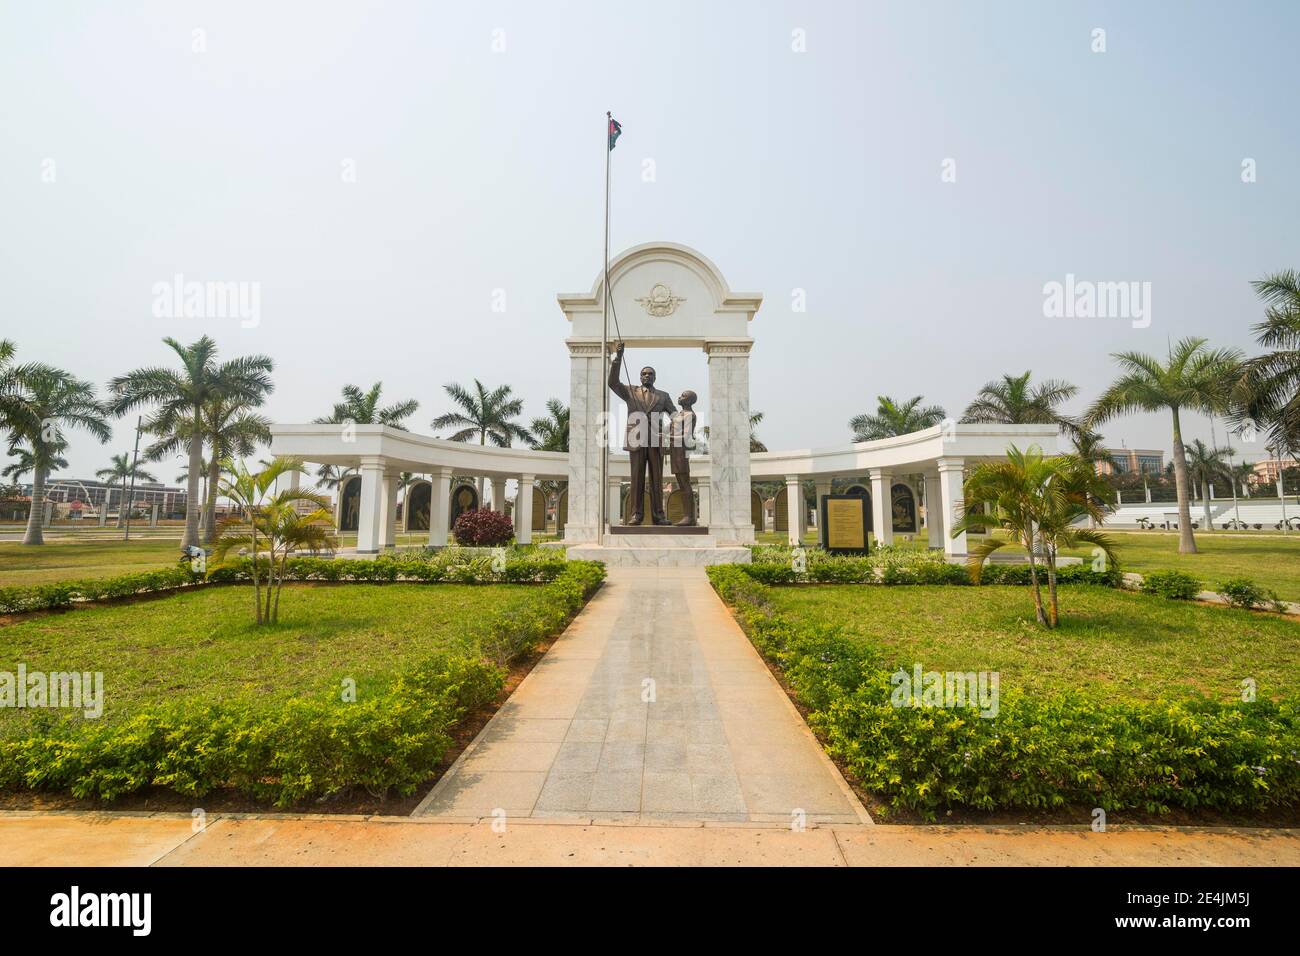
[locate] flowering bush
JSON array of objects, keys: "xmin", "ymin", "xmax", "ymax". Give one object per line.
[{"xmin": 452, "ymin": 508, "xmax": 515, "ymax": 546}]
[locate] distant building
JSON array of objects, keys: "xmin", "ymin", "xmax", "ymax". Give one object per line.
[
  {"xmin": 1095, "ymin": 448, "xmax": 1165, "ymax": 476},
  {"xmin": 1250, "ymin": 457, "xmax": 1298, "ymax": 484},
  {"xmin": 21, "ymin": 478, "xmax": 188, "ymax": 517}
]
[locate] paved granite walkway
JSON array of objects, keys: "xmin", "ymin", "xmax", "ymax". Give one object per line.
[{"xmin": 413, "ymin": 567, "xmax": 870, "ymax": 825}]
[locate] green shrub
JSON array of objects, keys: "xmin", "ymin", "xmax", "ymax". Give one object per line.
[
  {"xmin": 1140, "ymin": 569, "xmax": 1202, "ymax": 600},
  {"xmin": 0, "ymin": 561, "xmax": 605, "ymax": 806},
  {"xmin": 706, "ymin": 566, "xmax": 1300, "ymax": 818},
  {"xmin": 1216, "ymin": 577, "xmax": 1287, "ymax": 612}
]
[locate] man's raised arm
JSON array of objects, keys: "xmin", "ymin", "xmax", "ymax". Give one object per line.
[{"xmin": 608, "ymin": 343, "xmax": 630, "ymax": 401}]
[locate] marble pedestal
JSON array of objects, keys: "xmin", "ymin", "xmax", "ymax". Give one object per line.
[{"xmin": 566, "ymin": 531, "xmax": 751, "ymax": 567}]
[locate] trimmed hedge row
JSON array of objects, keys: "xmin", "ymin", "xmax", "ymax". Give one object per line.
[
  {"xmin": 0, "ymin": 553, "xmax": 572, "ymax": 614},
  {"xmin": 708, "ymin": 566, "xmax": 1300, "ymax": 818},
  {"xmin": 740, "ymin": 552, "xmax": 1121, "ymax": 588},
  {"xmin": 0, "ymin": 561, "xmax": 605, "ymax": 806}
]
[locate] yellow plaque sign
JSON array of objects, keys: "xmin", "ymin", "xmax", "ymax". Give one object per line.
[{"xmin": 825, "ymin": 497, "xmax": 866, "ymax": 551}]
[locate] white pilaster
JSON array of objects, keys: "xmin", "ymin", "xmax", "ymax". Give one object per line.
[
  {"xmin": 784, "ymin": 475, "xmax": 802, "ymax": 547},
  {"xmin": 427, "ymin": 466, "xmax": 453, "ymax": 547},
  {"xmin": 356, "ymin": 458, "xmax": 385, "ymax": 555},
  {"xmin": 565, "ymin": 342, "xmax": 605, "ymax": 542},
  {"xmin": 924, "ymin": 473, "xmax": 943, "ymax": 549},
  {"xmin": 706, "ymin": 341, "xmax": 754, "ymax": 545},
  {"xmin": 699, "ymin": 482, "xmax": 712, "ymax": 526},
  {"xmin": 814, "ymin": 478, "xmax": 833, "ymax": 544},
  {"xmin": 869, "ymin": 468, "xmax": 892, "ymax": 547},
  {"xmin": 517, "ymin": 475, "xmax": 534, "ymax": 545},
  {"xmin": 607, "ymin": 478, "xmax": 621, "ymax": 529},
  {"xmin": 937, "ymin": 458, "xmax": 966, "ymax": 557}
]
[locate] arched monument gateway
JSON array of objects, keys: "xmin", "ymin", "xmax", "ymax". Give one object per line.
[
  {"xmin": 269, "ymin": 241, "xmax": 1060, "ymax": 563},
  {"xmin": 559, "ymin": 242, "xmax": 760, "ymax": 566}
]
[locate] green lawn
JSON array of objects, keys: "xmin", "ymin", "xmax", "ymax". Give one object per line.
[
  {"xmin": 1061, "ymin": 531, "xmax": 1300, "ymax": 601},
  {"xmin": 767, "ymin": 584, "xmax": 1300, "ymax": 703},
  {"xmin": 0, "ymin": 582, "xmax": 540, "ymax": 736},
  {"xmin": 0, "ymin": 539, "xmax": 183, "ymax": 586}
]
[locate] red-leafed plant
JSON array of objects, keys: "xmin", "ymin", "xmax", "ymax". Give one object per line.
[{"xmin": 452, "ymin": 508, "xmax": 515, "ymax": 546}]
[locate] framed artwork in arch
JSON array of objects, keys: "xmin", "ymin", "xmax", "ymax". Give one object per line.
[{"xmin": 820, "ymin": 495, "xmax": 870, "ymax": 555}]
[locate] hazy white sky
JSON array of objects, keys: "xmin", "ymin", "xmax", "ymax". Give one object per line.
[{"xmin": 3, "ymin": 0, "xmax": 1297, "ymax": 480}]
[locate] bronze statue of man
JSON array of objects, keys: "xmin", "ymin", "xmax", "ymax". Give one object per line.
[{"xmin": 609, "ymin": 342, "xmax": 675, "ymax": 525}]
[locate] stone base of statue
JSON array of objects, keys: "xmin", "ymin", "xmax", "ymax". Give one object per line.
[{"xmin": 566, "ymin": 527, "xmax": 751, "ymax": 567}]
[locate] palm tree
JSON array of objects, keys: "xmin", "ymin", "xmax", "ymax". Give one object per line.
[
  {"xmin": 212, "ymin": 457, "xmax": 335, "ymax": 625},
  {"xmin": 956, "ymin": 446, "xmax": 1117, "ymax": 628},
  {"xmin": 432, "ymin": 380, "xmax": 531, "ymax": 500},
  {"xmin": 747, "ymin": 411, "xmax": 768, "ymax": 453},
  {"xmin": 850, "ymin": 395, "xmax": 947, "ymax": 441},
  {"xmin": 960, "ymin": 371, "xmax": 1080, "ymax": 436},
  {"xmin": 3, "ymin": 444, "xmax": 68, "ymax": 484},
  {"xmin": 315, "ymin": 382, "xmax": 419, "ymax": 430},
  {"xmin": 6, "ymin": 366, "xmax": 111, "ymax": 544},
  {"xmin": 1087, "ymin": 338, "xmax": 1243, "ymax": 553},
  {"xmin": 143, "ymin": 397, "xmax": 271, "ymax": 542},
  {"xmin": 528, "ymin": 399, "xmax": 570, "ymax": 452},
  {"xmin": 1237, "ymin": 270, "xmax": 1300, "ymax": 451},
  {"xmin": 1230, "ymin": 461, "xmax": 1256, "ymax": 499},
  {"xmin": 95, "ymin": 453, "xmax": 158, "ymax": 528},
  {"xmin": 109, "ymin": 336, "xmax": 274, "ymax": 550},
  {"xmin": 1183, "ymin": 439, "xmax": 1233, "ymax": 529}
]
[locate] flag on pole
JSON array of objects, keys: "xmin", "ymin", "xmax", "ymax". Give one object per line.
[{"xmin": 608, "ymin": 116, "xmax": 622, "ymax": 150}]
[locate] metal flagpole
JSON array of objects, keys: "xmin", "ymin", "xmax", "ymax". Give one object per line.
[{"xmin": 599, "ymin": 111, "xmax": 612, "ymax": 546}]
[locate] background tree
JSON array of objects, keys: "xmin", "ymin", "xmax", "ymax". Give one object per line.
[
  {"xmin": 701, "ymin": 411, "xmax": 768, "ymax": 452},
  {"xmin": 527, "ymin": 398, "xmax": 570, "ymax": 452},
  {"xmin": 110, "ymin": 336, "xmax": 274, "ymax": 549},
  {"xmin": 850, "ymin": 395, "xmax": 946, "ymax": 441},
  {"xmin": 315, "ymin": 382, "xmax": 419, "ymax": 430},
  {"xmin": 1087, "ymin": 338, "xmax": 1243, "ymax": 553},
  {"xmin": 7, "ymin": 367, "xmax": 111, "ymax": 544},
  {"xmin": 95, "ymin": 452, "xmax": 158, "ymax": 528},
  {"xmin": 1183, "ymin": 439, "xmax": 1233, "ymax": 528},
  {"xmin": 960, "ymin": 371, "xmax": 1080, "ymax": 437},
  {"xmin": 432, "ymin": 380, "xmax": 531, "ymax": 501}
]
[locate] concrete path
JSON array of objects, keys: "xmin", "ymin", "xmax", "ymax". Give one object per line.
[
  {"xmin": 414, "ymin": 567, "xmax": 870, "ymax": 825},
  {"xmin": 3, "ymin": 812, "xmax": 1298, "ymax": 866}
]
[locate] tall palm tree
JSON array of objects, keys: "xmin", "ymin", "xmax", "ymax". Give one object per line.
[
  {"xmin": 850, "ymin": 395, "xmax": 947, "ymax": 441},
  {"xmin": 1230, "ymin": 460, "xmax": 1256, "ymax": 499},
  {"xmin": 95, "ymin": 453, "xmax": 158, "ymax": 528},
  {"xmin": 1237, "ymin": 270, "xmax": 1300, "ymax": 452},
  {"xmin": 3, "ymin": 444, "xmax": 68, "ymax": 484},
  {"xmin": 109, "ymin": 336, "xmax": 274, "ymax": 549},
  {"xmin": 956, "ymin": 446, "xmax": 1117, "ymax": 628},
  {"xmin": 315, "ymin": 382, "xmax": 419, "ymax": 430},
  {"xmin": 961, "ymin": 371, "xmax": 1080, "ymax": 436},
  {"xmin": 1087, "ymin": 337, "xmax": 1243, "ymax": 553},
  {"xmin": 527, "ymin": 398, "xmax": 570, "ymax": 452},
  {"xmin": 1183, "ymin": 439, "xmax": 1233, "ymax": 528},
  {"xmin": 432, "ymin": 380, "xmax": 531, "ymax": 500},
  {"xmin": 144, "ymin": 397, "xmax": 271, "ymax": 542},
  {"xmin": 6, "ymin": 366, "xmax": 111, "ymax": 544}
]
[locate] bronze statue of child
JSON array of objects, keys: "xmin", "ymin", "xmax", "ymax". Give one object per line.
[{"xmin": 667, "ymin": 390, "xmax": 698, "ymax": 526}]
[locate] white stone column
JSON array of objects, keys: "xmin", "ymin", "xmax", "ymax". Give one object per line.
[
  {"xmin": 356, "ymin": 458, "xmax": 386, "ymax": 555},
  {"xmin": 565, "ymin": 342, "xmax": 605, "ymax": 542},
  {"xmin": 699, "ymin": 481, "xmax": 712, "ymax": 526},
  {"xmin": 150, "ymin": 503, "xmax": 159, "ymax": 527},
  {"xmin": 784, "ymin": 475, "xmax": 803, "ymax": 547},
  {"xmin": 869, "ymin": 468, "xmax": 892, "ymax": 547},
  {"xmin": 924, "ymin": 473, "xmax": 943, "ymax": 549},
  {"xmin": 814, "ymin": 478, "xmax": 833, "ymax": 545},
  {"xmin": 706, "ymin": 341, "xmax": 754, "ymax": 545},
  {"xmin": 482, "ymin": 477, "xmax": 495, "ymax": 512},
  {"xmin": 607, "ymin": 478, "xmax": 622, "ymax": 528},
  {"xmin": 937, "ymin": 458, "xmax": 966, "ymax": 557},
  {"xmin": 427, "ymin": 466, "xmax": 453, "ymax": 548},
  {"xmin": 516, "ymin": 475, "xmax": 534, "ymax": 545},
  {"xmin": 381, "ymin": 472, "xmax": 400, "ymax": 548}
]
